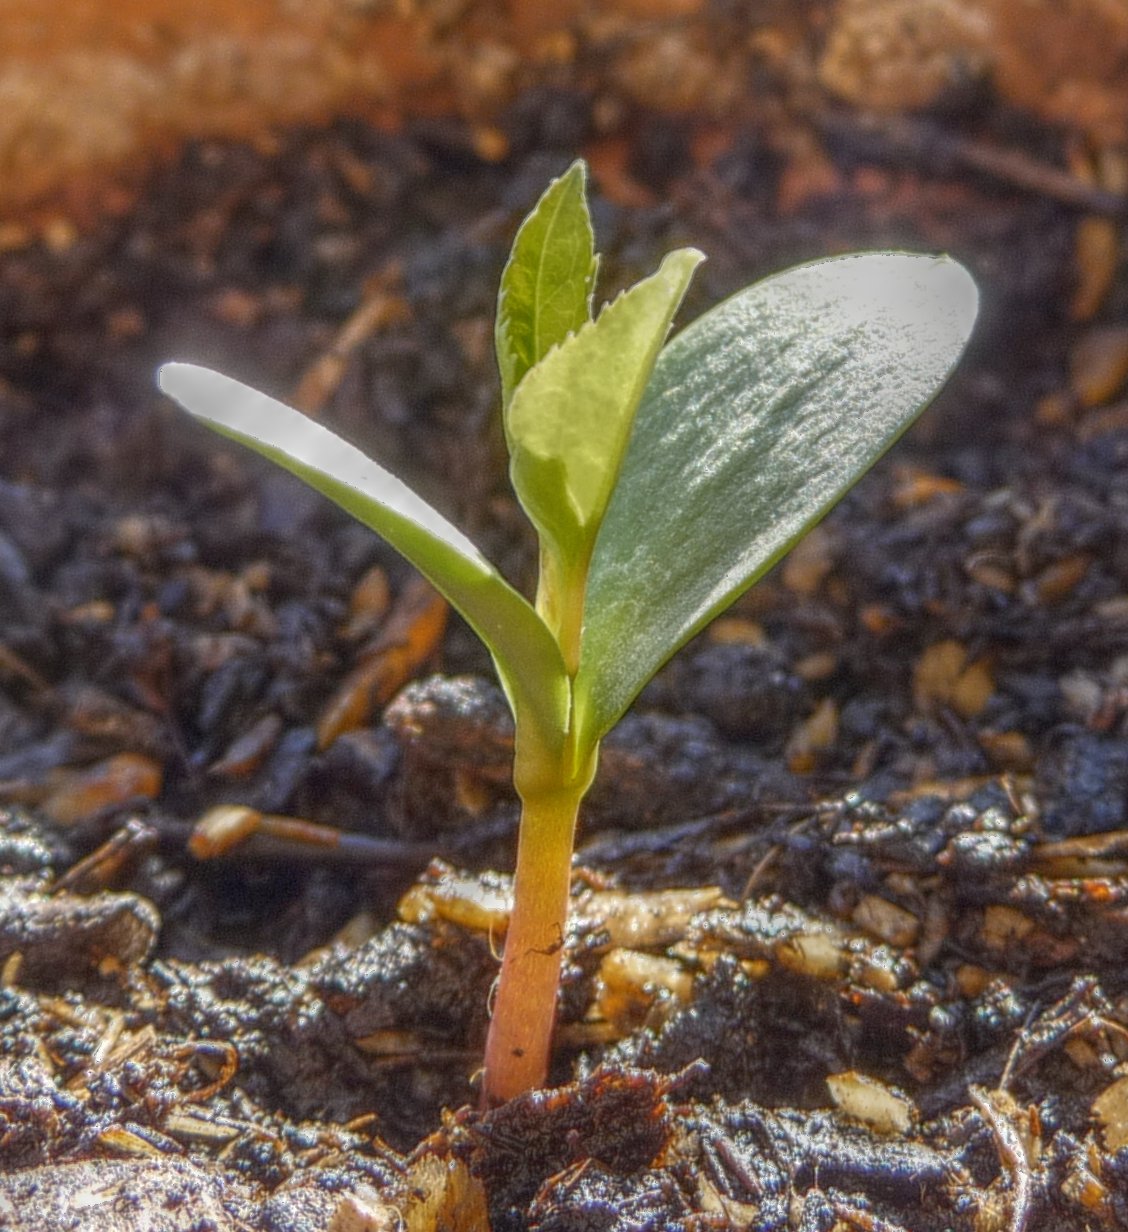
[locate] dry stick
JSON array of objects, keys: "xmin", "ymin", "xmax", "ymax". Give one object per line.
[
  {"xmin": 290, "ymin": 262, "xmax": 408, "ymax": 416},
  {"xmin": 968, "ymin": 1086, "xmax": 1034, "ymax": 1232},
  {"xmin": 815, "ymin": 110, "xmax": 1128, "ymax": 216},
  {"xmin": 998, "ymin": 977, "xmax": 1114, "ymax": 1091},
  {"xmin": 997, "ymin": 999, "xmax": 1043, "ymax": 1093}
]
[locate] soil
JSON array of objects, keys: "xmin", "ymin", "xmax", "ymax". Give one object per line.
[{"xmin": 2, "ymin": 65, "xmax": 1128, "ymax": 1232}]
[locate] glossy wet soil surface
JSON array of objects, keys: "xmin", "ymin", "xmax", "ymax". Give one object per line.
[{"xmin": 2, "ymin": 97, "xmax": 1128, "ymax": 1230}]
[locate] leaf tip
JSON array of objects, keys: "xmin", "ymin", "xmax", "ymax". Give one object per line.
[
  {"xmin": 156, "ymin": 360, "xmax": 187, "ymax": 398},
  {"xmin": 157, "ymin": 361, "xmax": 221, "ymax": 413},
  {"xmin": 932, "ymin": 254, "xmax": 980, "ymax": 341},
  {"xmin": 657, "ymin": 246, "xmax": 706, "ymax": 289},
  {"xmin": 559, "ymin": 158, "xmax": 588, "ymax": 189},
  {"xmin": 855, "ymin": 252, "xmax": 979, "ymax": 350}
]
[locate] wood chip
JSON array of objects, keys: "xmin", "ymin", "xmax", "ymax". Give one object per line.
[{"xmin": 826, "ymin": 1069, "xmax": 916, "ymax": 1135}]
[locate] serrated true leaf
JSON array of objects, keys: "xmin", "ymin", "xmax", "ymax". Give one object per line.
[
  {"xmin": 158, "ymin": 363, "xmax": 569, "ymax": 757},
  {"xmin": 506, "ymin": 247, "xmax": 703, "ymax": 568},
  {"xmin": 495, "ymin": 161, "xmax": 598, "ymax": 411},
  {"xmin": 573, "ymin": 252, "xmax": 978, "ymax": 750}
]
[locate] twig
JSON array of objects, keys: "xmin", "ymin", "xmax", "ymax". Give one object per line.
[
  {"xmin": 997, "ymin": 999, "xmax": 1043, "ymax": 1092},
  {"xmin": 290, "ymin": 261, "xmax": 408, "ymax": 416},
  {"xmin": 816, "ymin": 110, "xmax": 1128, "ymax": 216},
  {"xmin": 969, "ymin": 1086, "xmax": 1034, "ymax": 1232},
  {"xmin": 999, "ymin": 976, "xmax": 1121, "ymax": 1090}
]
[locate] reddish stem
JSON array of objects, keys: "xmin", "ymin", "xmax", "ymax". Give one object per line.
[{"xmin": 481, "ymin": 788, "xmax": 580, "ymax": 1106}]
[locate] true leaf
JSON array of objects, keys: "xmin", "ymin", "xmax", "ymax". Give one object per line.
[
  {"xmin": 158, "ymin": 363, "xmax": 569, "ymax": 757},
  {"xmin": 495, "ymin": 161, "xmax": 598, "ymax": 411},
  {"xmin": 506, "ymin": 247, "xmax": 703, "ymax": 570},
  {"xmin": 573, "ymin": 252, "xmax": 979, "ymax": 749}
]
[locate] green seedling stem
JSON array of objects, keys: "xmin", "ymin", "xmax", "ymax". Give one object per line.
[{"xmin": 159, "ymin": 159, "xmax": 978, "ymax": 1107}]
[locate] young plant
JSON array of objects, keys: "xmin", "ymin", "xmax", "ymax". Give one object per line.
[{"xmin": 159, "ymin": 161, "xmax": 977, "ymax": 1106}]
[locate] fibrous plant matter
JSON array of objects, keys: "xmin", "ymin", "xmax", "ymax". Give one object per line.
[{"xmin": 159, "ymin": 160, "xmax": 977, "ymax": 1106}]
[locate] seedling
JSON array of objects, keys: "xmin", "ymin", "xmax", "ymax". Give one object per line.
[{"xmin": 159, "ymin": 161, "xmax": 977, "ymax": 1106}]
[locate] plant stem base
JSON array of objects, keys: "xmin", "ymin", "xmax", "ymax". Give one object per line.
[{"xmin": 481, "ymin": 788, "xmax": 581, "ymax": 1106}]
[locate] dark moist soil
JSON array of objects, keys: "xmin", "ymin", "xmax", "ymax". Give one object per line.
[{"xmin": 2, "ymin": 88, "xmax": 1128, "ymax": 1231}]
